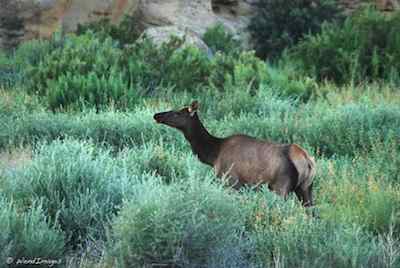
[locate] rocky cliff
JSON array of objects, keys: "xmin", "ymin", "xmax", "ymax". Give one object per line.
[{"xmin": 0, "ymin": 0, "xmax": 398, "ymax": 50}]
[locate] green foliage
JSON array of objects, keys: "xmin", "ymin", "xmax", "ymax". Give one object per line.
[
  {"xmin": 293, "ymin": 7, "xmax": 400, "ymax": 84},
  {"xmin": 14, "ymin": 38, "xmax": 57, "ymax": 72},
  {"xmin": 0, "ymin": 51, "xmax": 18, "ymax": 89},
  {"xmin": 12, "ymin": 29, "xmax": 268, "ymax": 110},
  {"xmin": 209, "ymin": 50, "xmax": 267, "ymax": 92},
  {"xmin": 318, "ymin": 144, "xmax": 400, "ymax": 235},
  {"xmin": 0, "ymin": 33, "xmax": 63, "ymax": 90},
  {"xmin": 123, "ymin": 36, "xmax": 211, "ymax": 93},
  {"xmin": 245, "ymin": 190, "xmax": 383, "ymax": 267},
  {"xmin": 119, "ymin": 144, "xmax": 190, "ymax": 183},
  {"xmin": 1, "ymin": 87, "xmax": 399, "ymax": 158},
  {"xmin": 76, "ymin": 15, "xmax": 141, "ymax": 46},
  {"xmin": 2, "ymin": 140, "xmax": 126, "ymax": 247},
  {"xmin": 0, "ymin": 90, "xmax": 42, "ymax": 118},
  {"xmin": 29, "ymin": 32, "xmax": 121, "ymax": 94},
  {"xmin": 202, "ymin": 23, "xmax": 241, "ymax": 55},
  {"xmin": 0, "ymin": 198, "xmax": 65, "ymax": 266},
  {"xmin": 265, "ymin": 63, "xmax": 318, "ymax": 100},
  {"xmin": 248, "ymin": 0, "xmax": 343, "ymax": 59},
  {"xmin": 0, "ymin": 109, "xmax": 170, "ymax": 151},
  {"xmin": 109, "ymin": 178, "xmax": 249, "ymax": 267},
  {"xmin": 46, "ymin": 69, "xmax": 138, "ymax": 111},
  {"xmin": 26, "ymin": 32, "xmax": 139, "ymax": 111}
]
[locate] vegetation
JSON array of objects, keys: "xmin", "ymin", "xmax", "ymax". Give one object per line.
[
  {"xmin": 0, "ymin": 4, "xmax": 399, "ymax": 267},
  {"xmin": 202, "ymin": 23, "xmax": 241, "ymax": 55},
  {"xmin": 292, "ymin": 7, "xmax": 400, "ymax": 84},
  {"xmin": 248, "ymin": 0, "xmax": 343, "ymax": 59},
  {"xmin": 76, "ymin": 15, "xmax": 141, "ymax": 46}
]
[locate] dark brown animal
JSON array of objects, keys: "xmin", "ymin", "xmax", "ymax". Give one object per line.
[{"xmin": 154, "ymin": 101, "xmax": 316, "ymax": 207}]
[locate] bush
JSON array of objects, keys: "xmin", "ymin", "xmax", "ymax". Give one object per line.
[
  {"xmin": 209, "ymin": 50, "xmax": 267, "ymax": 92},
  {"xmin": 202, "ymin": 23, "xmax": 241, "ymax": 55},
  {"xmin": 14, "ymin": 37, "xmax": 58, "ymax": 72},
  {"xmin": 0, "ymin": 51, "xmax": 19, "ymax": 89},
  {"xmin": 109, "ymin": 178, "xmax": 249, "ymax": 267},
  {"xmin": 248, "ymin": 0, "xmax": 343, "ymax": 59},
  {"xmin": 0, "ymin": 90, "xmax": 42, "ymax": 118},
  {"xmin": 0, "ymin": 198, "xmax": 65, "ymax": 266},
  {"xmin": 244, "ymin": 189, "xmax": 383, "ymax": 267},
  {"xmin": 119, "ymin": 144, "xmax": 189, "ymax": 183},
  {"xmin": 317, "ymin": 146, "xmax": 400, "ymax": 235},
  {"xmin": 293, "ymin": 7, "xmax": 400, "ymax": 84},
  {"xmin": 1, "ymin": 39, "xmax": 52, "ymax": 89},
  {"xmin": 213, "ymin": 100, "xmax": 400, "ymax": 157},
  {"xmin": 15, "ymin": 31, "xmax": 266, "ymax": 110},
  {"xmin": 2, "ymin": 140, "xmax": 127, "ymax": 247},
  {"xmin": 0, "ymin": 108, "xmax": 178, "ymax": 151},
  {"xmin": 27, "ymin": 32, "xmax": 121, "ymax": 94},
  {"xmin": 77, "ymin": 15, "xmax": 141, "ymax": 46},
  {"xmin": 123, "ymin": 36, "xmax": 211, "ymax": 93},
  {"xmin": 263, "ymin": 62, "xmax": 318, "ymax": 99},
  {"xmin": 25, "ymin": 32, "xmax": 141, "ymax": 111}
]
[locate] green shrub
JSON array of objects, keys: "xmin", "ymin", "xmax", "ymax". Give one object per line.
[
  {"xmin": 245, "ymin": 189, "xmax": 382, "ymax": 267},
  {"xmin": 0, "ymin": 51, "xmax": 18, "ymax": 89},
  {"xmin": 0, "ymin": 108, "xmax": 177, "ymax": 151},
  {"xmin": 264, "ymin": 61, "xmax": 318, "ymax": 99},
  {"xmin": 45, "ymin": 69, "xmax": 138, "ymax": 111},
  {"xmin": 209, "ymin": 50, "xmax": 267, "ymax": 92},
  {"xmin": 28, "ymin": 32, "xmax": 121, "ymax": 94},
  {"xmin": 123, "ymin": 36, "xmax": 211, "ymax": 93},
  {"xmin": 14, "ymin": 38, "xmax": 57, "ymax": 72},
  {"xmin": 2, "ymin": 90, "xmax": 399, "ymax": 158},
  {"xmin": 202, "ymin": 23, "xmax": 241, "ymax": 55},
  {"xmin": 293, "ymin": 7, "xmax": 400, "ymax": 84},
  {"xmin": 25, "ymin": 32, "xmax": 140, "ymax": 110},
  {"xmin": 213, "ymin": 100, "xmax": 400, "ymax": 157},
  {"xmin": 248, "ymin": 0, "xmax": 343, "ymax": 59},
  {"xmin": 109, "ymin": 178, "xmax": 249, "ymax": 267},
  {"xmin": 77, "ymin": 15, "xmax": 141, "ymax": 46},
  {"xmin": 119, "ymin": 144, "xmax": 189, "ymax": 183},
  {"xmin": 3, "ymin": 140, "xmax": 127, "ymax": 247},
  {"xmin": 317, "ymin": 146, "xmax": 400, "ymax": 235},
  {"xmin": 0, "ymin": 198, "xmax": 65, "ymax": 266},
  {"xmin": 12, "ymin": 36, "xmax": 61, "ymax": 89},
  {"xmin": 0, "ymin": 90, "xmax": 42, "ymax": 118},
  {"xmin": 16, "ymin": 31, "xmax": 265, "ymax": 109}
]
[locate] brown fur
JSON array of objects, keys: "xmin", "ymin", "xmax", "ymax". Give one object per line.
[{"xmin": 154, "ymin": 101, "xmax": 316, "ymax": 207}]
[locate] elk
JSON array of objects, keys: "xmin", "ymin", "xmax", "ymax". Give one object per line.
[{"xmin": 153, "ymin": 101, "xmax": 316, "ymax": 207}]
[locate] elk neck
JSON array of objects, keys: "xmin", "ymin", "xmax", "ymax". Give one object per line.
[{"xmin": 182, "ymin": 113, "xmax": 224, "ymax": 166}]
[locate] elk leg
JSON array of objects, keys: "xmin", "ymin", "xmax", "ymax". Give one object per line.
[
  {"xmin": 269, "ymin": 177, "xmax": 293, "ymax": 200},
  {"xmin": 295, "ymin": 183, "xmax": 314, "ymax": 207}
]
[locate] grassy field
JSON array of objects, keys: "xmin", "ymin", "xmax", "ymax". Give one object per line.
[
  {"xmin": 1, "ymin": 81, "xmax": 399, "ymax": 267},
  {"xmin": 1, "ymin": 11, "xmax": 400, "ymax": 267}
]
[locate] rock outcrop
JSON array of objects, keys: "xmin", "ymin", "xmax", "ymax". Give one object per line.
[
  {"xmin": 140, "ymin": 26, "xmax": 210, "ymax": 53},
  {"xmin": 0, "ymin": 0, "xmax": 399, "ymax": 50},
  {"xmin": 1, "ymin": 0, "xmax": 255, "ymax": 50},
  {"xmin": 0, "ymin": 0, "xmax": 139, "ymax": 50}
]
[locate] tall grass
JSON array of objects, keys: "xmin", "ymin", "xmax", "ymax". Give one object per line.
[
  {"xmin": 1, "ymin": 86, "xmax": 398, "ymax": 158},
  {"xmin": 0, "ymin": 197, "xmax": 65, "ymax": 265},
  {"xmin": 1, "ymin": 140, "xmax": 131, "ymax": 248}
]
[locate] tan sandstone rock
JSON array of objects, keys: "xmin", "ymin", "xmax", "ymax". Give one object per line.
[
  {"xmin": 140, "ymin": 25, "xmax": 210, "ymax": 53},
  {"xmin": 0, "ymin": 0, "xmax": 255, "ymax": 50},
  {"xmin": 0, "ymin": 0, "xmax": 139, "ymax": 49}
]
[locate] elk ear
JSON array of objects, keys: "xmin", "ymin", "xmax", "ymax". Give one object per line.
[{"xmin": 188, "ymin": 101, "xmax": 199, "ymax": 116}]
